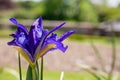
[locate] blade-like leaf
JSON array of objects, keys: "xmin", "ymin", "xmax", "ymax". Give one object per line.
[{"xmin": 26, "ymin": 65, "xmax": 32, "ymax": 80}]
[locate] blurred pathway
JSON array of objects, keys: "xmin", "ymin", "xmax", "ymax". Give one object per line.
[{"xmin": 0, "ymin": 38, "xmax": 120, "ymax": 73}]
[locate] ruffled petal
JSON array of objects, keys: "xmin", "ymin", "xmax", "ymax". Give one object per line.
[
  {"xmin": 7, "ymin": 39, "xmax": 17, "ymax": 46},
  {"xmin": 9, "ymin": 18, "xmax": 28, "ymax": 34},
  {"xmin": 45, "ymin": 39, "xmax": 68, "ymax": 52}
]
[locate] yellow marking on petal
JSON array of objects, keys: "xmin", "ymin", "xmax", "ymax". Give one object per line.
[
  {"xmin": 13, "ymin": 46, "xmax": 35, "ymax": 67},
  {"xmin": 36, "ymin": 44, "xmax": 56, "ymax": 60}
]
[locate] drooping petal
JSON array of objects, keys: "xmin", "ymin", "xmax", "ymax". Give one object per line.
[
  {"xmin": 45, "ymin": 39, "xmax": 68, "ymax": 52},
  {"xmin": 14, "ymin": 46, "xmax": 35, "ymax": 66},
  {"xmin": 8, "ymin": 39, "xmax": 17, "ymax": 46},
  {"xmin": 8, "ymin": 40, "xmax": 34, "ymax": 65}
]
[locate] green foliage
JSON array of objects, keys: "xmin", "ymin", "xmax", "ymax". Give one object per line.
[
  {"xmin": 12, "ymin": 1, "xmax": 45, "ymax": 19},
  {"xmin": 104, "ymin": 7, "xmax": 120, "ymax": 21},
  {"xmin": 0, "ymin": 30, "xmax": 14, "ymax": 37},
  {"xmin": 26, "ymin": 65, "xmax": 33, "ymax": 80},
  {"xmin": 43, "ymin": 0, "xmax": 68, "ymax": 20},
  {"xmin": 43, "ymin": 0, "xmax": 99, "ymax": 23},
  {"xmin": 96, "ymin": 5, "xmax": 120, "ymax": 22},
  {"xmin": 13, "ymin": 9, "xmax": 34, "ymax": 19},
  {"xmin": 1, "ymin": 0, "xmax": 120, "ymax": 23},
  {"xmin": 78, "ymin": 0, "xmax": 98, "ymax": 23},
  {"xmin": 17, "ymin": 1, "xmax": 35, "ymax": 10},
  {"xmin": 0, "ymin": 68, "xmax": 97, "ymax": 80}
]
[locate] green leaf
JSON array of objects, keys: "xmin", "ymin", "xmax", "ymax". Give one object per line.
[{"xmin": 26, "ymin": 65, "xmax": 32, "ymax": 80}]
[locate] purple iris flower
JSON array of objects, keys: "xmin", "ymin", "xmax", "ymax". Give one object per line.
[{"xmin": 8, "ymin": 17, "xmax": 75, "ymax": 66}]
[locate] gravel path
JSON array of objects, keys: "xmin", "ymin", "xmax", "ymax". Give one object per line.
[{"xmin": 0, "ymin": 38, "xmax": 120, "ymax": 73}]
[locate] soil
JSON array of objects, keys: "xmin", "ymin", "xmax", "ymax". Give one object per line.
[{"xmin": 0, "ymin": 38, "xmax": 120, "ymax": 74}]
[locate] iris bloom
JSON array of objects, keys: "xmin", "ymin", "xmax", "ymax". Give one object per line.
[{"xmin": 8, "ymin": 17, "xmax": 75, "ymax": 66}]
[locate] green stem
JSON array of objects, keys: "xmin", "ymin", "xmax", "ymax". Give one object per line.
[
  {"xmin": 83, "ymin": 68, "xmax": 101, "ymax": 80},
  {"xmin": 108, "ymin": 23, "xmax": 116, "ymax": 80},
  {"xmin": 32, "ymin": 66, "xmax": 36, "ymax": 80},
  {"xmin": 90, "ymin": 37, "xmax": 106, "ymax": 72},
  {"xmin": 36, "ymin": 61, "xmax": 40, "ymax": 80},
  {"xmin": 18, "ymin": 53, "xmax": 22, "ymax": 80},
  {"xmin": 40, "ymin": 57, "xmax": 43, "ymax": 80}
]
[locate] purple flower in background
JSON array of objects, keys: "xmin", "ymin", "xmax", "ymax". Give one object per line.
[{"xmin": 8, "ymin": 17, "xmax": 75, "ymax": 66}]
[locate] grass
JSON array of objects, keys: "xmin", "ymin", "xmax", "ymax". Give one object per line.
[
  {"xmin": 69, "ymin": 33, "xmax": 120, "ymax": 45},
  {"xmin": 1, "ymin": 69, "xmax": 120, "ymax": 80},
  {"xmin": 0, "ymin": 67, "xmax": 96, "ymax": 80},
  {"xmin": 0, "ymin": 68, "xmax": 18, "ymax": 80},
  {"xmin": 0, "ymin": 30, "xmax": 14, "ymax": 38}
]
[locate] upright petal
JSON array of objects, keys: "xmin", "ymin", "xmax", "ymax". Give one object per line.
[
  {"xmin": 41, "ymin": 22, "xmax": 66, "ymax": 47},
  {"xmin": 32, "ymin": 17, "xmax": 43, "ymax": 42},
  {"xmin": 48, "ymin": 22, "xmax": 66, "ymax": 35},
  {"xmin": 28, "ymin": 26, "xmax": 36, "ymax": 56},
  {"xmin": 58, "ymin": 30, "xmax": 75, "ymax": 42},
  {"xmin": 32, "ymin": 17, "xmax": 43, "ymax": 29}
]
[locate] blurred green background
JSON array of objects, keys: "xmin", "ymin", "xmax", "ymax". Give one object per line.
[
  {"xmin": 1, "ymin": 0, "xmax": 120, "ymax": 22},
  {"xmin": 1, "ymin": 0, "xmax": 120, "ymax": 80}
]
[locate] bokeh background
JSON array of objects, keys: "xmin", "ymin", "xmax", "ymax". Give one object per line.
[{"xmin": 1, "ymin": 0, "xmax": 120, "ymax": 80}]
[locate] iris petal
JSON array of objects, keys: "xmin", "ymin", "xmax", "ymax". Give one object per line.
[
  {"xmin": 38, "ymin": 17, "xmax": 43, "ymax": 28},
  {"xmin": 36, "ymin": 44, "xmax": 56, "ymax": 60},
  {"xmin": 45, "ymin": 39, "xmax": 68, "ymax": 52},
  {"xmin": 8, "ymin": 39, "xmax": 17, "ymax": 46},
  {"xmin": 28, "ymin": 26, "xmax": 36, "ymax": 55},
  {"xmin": 14, "ymin": 46, "xmax": 35, "ymax": 66},
  {"xmin": 10, "ymin": 18, "xmax": 28, "ymax": 34},
  {"xmin": 58, "ymin": 30, "xmax": 75, "ymax": 42},
  {"xmin": 8, "ymin": 17, "xmax": 75, "ymax": 66},
  {"xmin": 9, "ymin": 18, "xmax": 18, "ymax": 24},
  {"xmin": 48, "ymin": 22, "xmax": 66, "ymax": 35},
  {"xmin": 17, "ymin": 24, "xmax": 28, "ymax": 34}
]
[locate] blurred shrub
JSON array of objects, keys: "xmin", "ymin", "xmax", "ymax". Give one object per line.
[
  {"xmin": 30, "ymin": 2, "xmax": 45, "ymax": 19},
  {"xmin": 97, "ymin": 5, "xmax": 120, "ymax": 22},
  {"xmin": 43, "ymin": 0, "xmax": 68, "ymax": 20},
  {"xmin": 13, "ymin": 9, "xmax": 34, "ymax": 19},
  {"xmin": 104, "ymin": 7, "xmax": 120, "ymax": 21},
  {"xmin": 13, "ymin": 1, "xmax": 45, "ymax": 19},
  {"xmin": 78, "ymin": 0, "xmax": 98, "ymax": 23},
  {"xmin": 2, "ymin": 0, "xmax": 120, "ymax": 23}
]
